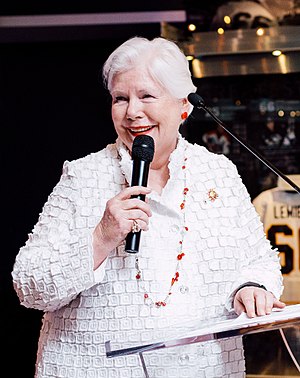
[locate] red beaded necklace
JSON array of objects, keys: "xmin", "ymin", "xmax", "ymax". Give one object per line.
[{"xmin": 135, "ymin": 156, "xmax": 189, "ymax": 308}]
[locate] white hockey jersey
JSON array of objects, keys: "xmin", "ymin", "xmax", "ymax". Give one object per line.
[{"xmin": 253, "ymin": 175, "xmax": 300, "ymax": 303}]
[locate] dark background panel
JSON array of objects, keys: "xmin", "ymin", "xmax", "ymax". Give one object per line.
[
  {"xmin": 1, "ymin": 36, "xmax": 140, "ymax": 378},
  {"xmin": 0, "ymin": 0, "xmax": 187, "ymax": 15}
]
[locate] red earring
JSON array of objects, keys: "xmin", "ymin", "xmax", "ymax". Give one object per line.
[{"xmin": 181, "ymin": 112, "xmax": 188, "ymax": 120}]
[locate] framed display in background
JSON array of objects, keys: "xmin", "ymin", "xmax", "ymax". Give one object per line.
[{"xmin": 184, "ymin": 72, "xmax": 300, "ymax": 200}]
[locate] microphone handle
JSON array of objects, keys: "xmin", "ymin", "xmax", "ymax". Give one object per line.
[
  {"xmin": 125, "ymin": 159, "xmax": 150, "ymax": 253},
  {"xmin": 125, "ymin": 226, "xmax": 141, "ymax": 254},
  {"xmin": 198, "ymin": 104, "xmax": 300, "ymax": 195}
]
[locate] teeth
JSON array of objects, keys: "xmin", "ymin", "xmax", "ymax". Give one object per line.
[{"xmin": 129, "ymin": 126, "xmax": 152, "ymax": 132}]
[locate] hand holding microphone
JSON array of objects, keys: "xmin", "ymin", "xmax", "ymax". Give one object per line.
[{"xmin": 125, "ymin": 135, "xmax": 155, "ymax": 253}]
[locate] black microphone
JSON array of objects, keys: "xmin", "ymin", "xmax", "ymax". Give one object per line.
[
  {"xmin": 188, "ymin": 92, "xmax": 300, "ymax": 194},
  {"xmin": 188, "ymin": 92, "xmax": 205, "ymax": 109},
  {"xmin": 125, "ymin": 135, "xmax": 155, "ymax": 253}
]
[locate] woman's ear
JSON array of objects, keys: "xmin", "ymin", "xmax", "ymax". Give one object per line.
[
  {"xmin": 182, "ymin": 97, "xmax": 188, "ymax": 106},
  {"xmin": 182, "ymin": 97, "xmax": 191, "ymax": 114},
  {"xmin": 180, "ymin": 98, "xmax": 190, "ymax": 122},
  {"xmin": 181, "ymin": 98, "xmax": 189, "ymax": 111}
]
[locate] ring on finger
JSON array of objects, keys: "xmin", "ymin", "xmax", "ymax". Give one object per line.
[{"xmin": 131, "ymin": 220, "xmax": 141, "ymax": 233}]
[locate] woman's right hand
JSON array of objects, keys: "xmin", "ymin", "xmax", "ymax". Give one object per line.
[{"xmin": 92, "ymin": 186, "xmax": 152, "ymax": 268}]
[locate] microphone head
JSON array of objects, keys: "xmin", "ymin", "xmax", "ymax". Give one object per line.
[
  {"xmin": 132, "ymin": 135, "xmax": 155, "ymax": 162},
  {"xmin": 188, "ymin": 92, "xmax": 205, "ymax": 108}
]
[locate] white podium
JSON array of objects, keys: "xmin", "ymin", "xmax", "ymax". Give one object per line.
[{"xmin": 105, "ymin": 304, "xmax": 300, "ymax": 377}]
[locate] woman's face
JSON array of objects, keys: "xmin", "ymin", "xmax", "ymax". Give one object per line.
[{"xmin": 110, "ymin": 66, "xmax": 188, "ymax": 167}]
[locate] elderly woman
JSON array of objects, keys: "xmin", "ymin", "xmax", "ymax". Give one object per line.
[{"xmin": 12, "ymin": 36, "xmax": 285, "ymax": 378}]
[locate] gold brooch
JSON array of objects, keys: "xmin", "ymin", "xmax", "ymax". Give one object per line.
[{"xmin": 207, "ymin": 188, "xmax": 218, "ymax": 202}]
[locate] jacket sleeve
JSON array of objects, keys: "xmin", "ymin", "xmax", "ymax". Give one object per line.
[{"xmin": 11, "ymin": 160, "xmax": 105, "ymax": 312}]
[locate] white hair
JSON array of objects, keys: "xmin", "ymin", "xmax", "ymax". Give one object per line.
[{"xmin": 102, "ymin": 36, "xmax": 197, "ymax": 105}]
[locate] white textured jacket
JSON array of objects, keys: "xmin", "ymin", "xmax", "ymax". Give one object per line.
[{"xmin": 12, "ymin": 135, "xmax": 283, "ymax": 378}]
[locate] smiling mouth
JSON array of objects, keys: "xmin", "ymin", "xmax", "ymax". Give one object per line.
[{"xmin": 129, "ymin": 126, "xmax": 154, "ymax": 133}]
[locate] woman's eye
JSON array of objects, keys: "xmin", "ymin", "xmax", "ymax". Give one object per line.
[
  {"xmin": 114, "ymin": 96, "xmax": 127, "ymax": 103},
  {"xmin": 142, "ymin": 94, "xmax": 154, "ymax": 99}
]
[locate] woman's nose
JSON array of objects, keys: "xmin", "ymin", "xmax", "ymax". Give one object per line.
[{"xmin": 126, "ymin": 98, "xmax": 143, "ymax": 120}]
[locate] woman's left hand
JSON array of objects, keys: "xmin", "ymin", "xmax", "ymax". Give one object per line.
[{"xmin": 233, "ymin": 286, "xmax": 286, "ymax": 318}]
